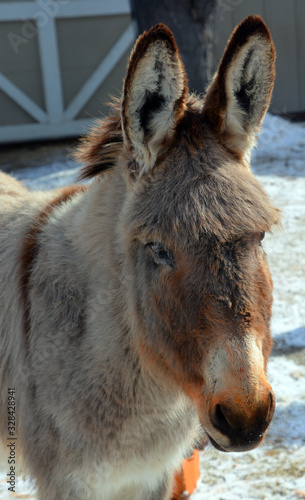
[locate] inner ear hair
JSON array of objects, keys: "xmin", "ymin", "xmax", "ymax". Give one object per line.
[
  {"xmin": 226, "ymin": 33, "xmax": 274, "ymax": 130},
  {"xmin": 121, "ymin": 24, "xmax": 188, "ymax": 174},
  {"xmin": 203, "ymin": 15, "xmax": 275, "ymax": 158}
]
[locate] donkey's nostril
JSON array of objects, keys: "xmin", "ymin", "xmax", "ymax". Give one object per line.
[{"xmin": 211, "ymin": 404, "xmax": 233, "ymax": 435}]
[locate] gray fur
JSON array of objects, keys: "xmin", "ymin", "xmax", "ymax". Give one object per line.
[{"xmin": 0, "ymin": 18, "xmax": 279, "ymax": 500}]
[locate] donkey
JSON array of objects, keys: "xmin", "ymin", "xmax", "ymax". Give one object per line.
[{"xmin": 0, "ymin": 15, "xmax": 280, "ymax": 500}]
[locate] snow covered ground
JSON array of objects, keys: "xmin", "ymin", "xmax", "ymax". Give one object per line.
[{"xmin": 0, "ymin": 113, "xmax": 304, "ymax": 499}]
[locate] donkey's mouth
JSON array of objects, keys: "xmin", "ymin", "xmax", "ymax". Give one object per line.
[
  {"xmin": 206, "ymin": 430, "xmax": 266, "ymax": 453},
  {"xmin": 207, "ymin": 433, "xmax": 229, "ymax": 453}
]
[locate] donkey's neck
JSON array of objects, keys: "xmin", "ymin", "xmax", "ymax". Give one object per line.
[{"xmin": 53, "ymin": 171, "xmax": 183, "ymax": 413}]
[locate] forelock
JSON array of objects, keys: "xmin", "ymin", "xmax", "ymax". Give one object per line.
[{"xmin": 128, "ymin": 129, "xmax": 280, "ymax": 245}]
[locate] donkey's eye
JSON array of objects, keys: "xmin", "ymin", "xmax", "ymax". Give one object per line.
[
  {"xmin": 258, "ymin": 232, "xmax": 265, "ymax": 246},
  {"xmin": 147, "ymin": 243, "xmax": 175, "ymax": 267}
]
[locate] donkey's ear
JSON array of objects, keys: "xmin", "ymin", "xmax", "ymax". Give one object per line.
[
  {"xmin": 121, "ymin": 24, "xmax": 188, "ymax": 174},
  {"xmin": 203, "ymin": 15, "xmax": 275, "ymax": 159}
]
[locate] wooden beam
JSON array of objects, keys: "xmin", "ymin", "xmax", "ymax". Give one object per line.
[
  {"xmin": 0, "ymin": 73, "xmax": 48, "ymax": 123},
  {"xmin": 64, "ymin": 22, "xmax": 136, "ymax": 121},
  {"xmin": 0, "ymin": 0, "xmax": 131, "ymax": 21},
  {"xmin": 37, "ymin": 16, "xmax": 64, "ymax": 122},
  {"xmin": 0, "ymin": 119, "xmax": 92, "ymax": 143}
]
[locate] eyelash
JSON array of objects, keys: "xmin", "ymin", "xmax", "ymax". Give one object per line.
[
  {"xmin": 147, "ymin": 242, "xmax": 175, "ymax": 267},
  {"xmin": 258, "ymin": 232, "xmax": 265, "ymax": 246}
]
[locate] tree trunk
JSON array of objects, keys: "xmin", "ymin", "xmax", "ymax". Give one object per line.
[{"xmin": 130, "ymin": 0, "xmax": 218, "ymax": 93}]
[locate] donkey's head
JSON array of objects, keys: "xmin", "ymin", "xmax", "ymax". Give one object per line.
[{"xmin": 80, "ymin": 16, "xmax": 280, "ymax": 452}]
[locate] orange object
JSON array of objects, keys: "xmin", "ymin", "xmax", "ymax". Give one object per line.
[{"xmin": 172, "ymin": 450, "xmax": 200, "ymax": 499}]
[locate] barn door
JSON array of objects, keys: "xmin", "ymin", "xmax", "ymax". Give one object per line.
[{"xmin": 0, "ymin": 0, "xmax": 135, "ymax": 143}]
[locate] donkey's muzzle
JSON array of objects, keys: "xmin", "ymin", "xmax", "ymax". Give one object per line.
[{"xmin": 208, "ymin": 389, "xmax": 275, "ymax": 452}]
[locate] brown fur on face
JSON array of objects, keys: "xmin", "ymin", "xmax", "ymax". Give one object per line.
[{"xmin": 1, "ymin": 16, "xmax": 280, "ymax": 500}]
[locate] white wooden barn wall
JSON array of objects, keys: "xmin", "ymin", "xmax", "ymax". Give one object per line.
[{"xmin": 0, "ymin": 0, "xmax": 136, "ymax": 143}]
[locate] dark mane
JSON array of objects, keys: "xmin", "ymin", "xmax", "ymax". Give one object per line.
[
  {"xmin": 76, "ymin": 100, "xmax": 123, "ymax": 181},
  {"xmin": 76, "ymin": 96, "xmax": 205, "ymax": 182}
]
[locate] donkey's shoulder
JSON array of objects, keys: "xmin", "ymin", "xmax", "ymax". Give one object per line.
[{"xmin": 0, "ymin": 171, "xmax": 29, "ymax": 199}]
